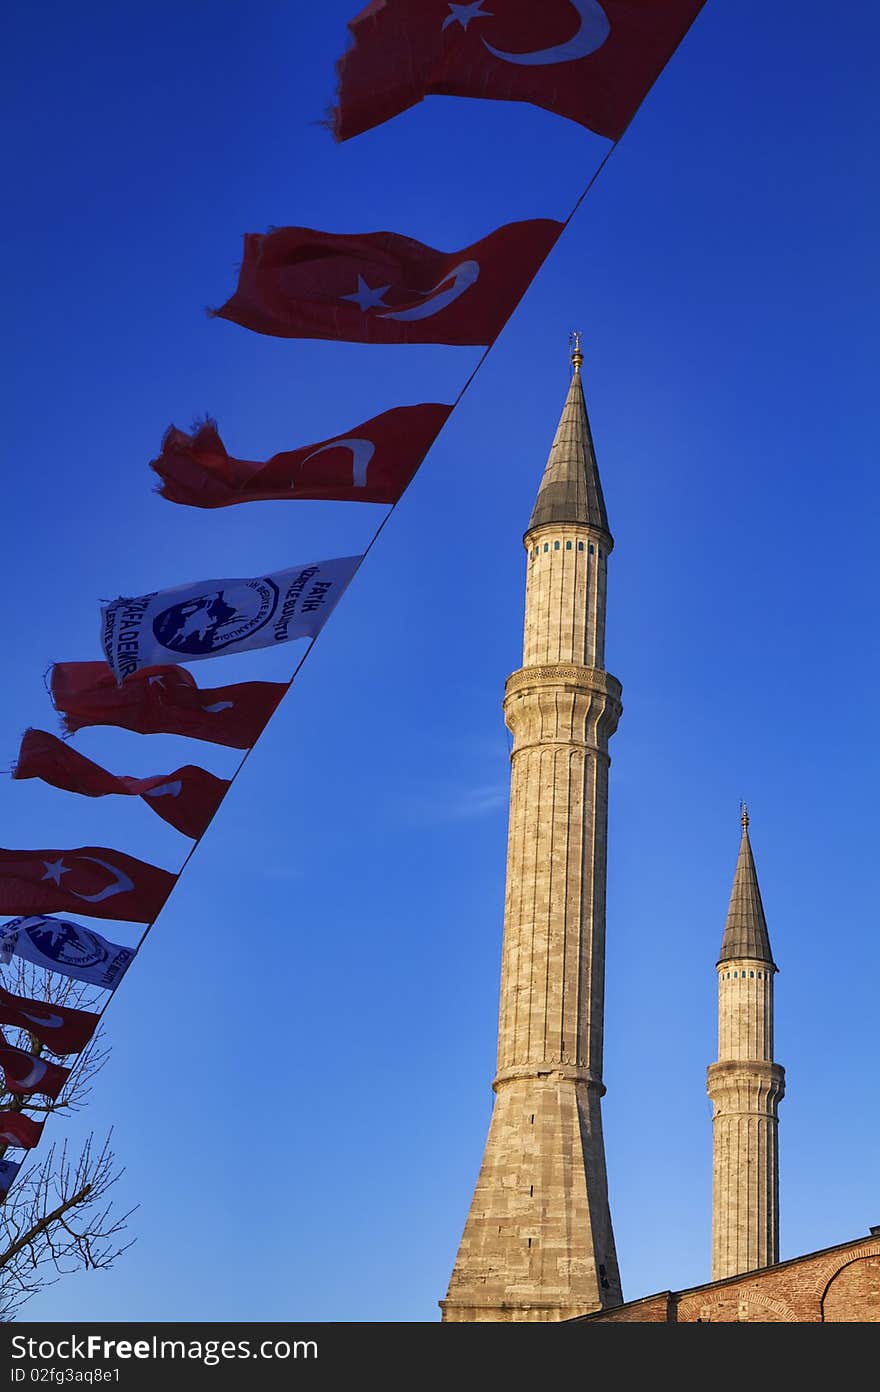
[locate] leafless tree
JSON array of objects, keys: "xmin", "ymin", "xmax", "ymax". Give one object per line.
[{"xmin": 0, "ymin": 960, "xmax": 135, "ymax": 1320}]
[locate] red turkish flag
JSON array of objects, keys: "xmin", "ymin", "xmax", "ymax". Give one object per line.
[
  {"xmin": 213, "ymin": 219, "xmax": 561, "ymax": 345},
  {"xmin": 14, "ymin": 730, "xmax": 229, "ymax": 841},
  {"xmin": 333, "ymin": 0, "xmax": 705, "ymax": 142},
  {"xmin": 0, "ymin": 847, "xmax": 174, "ymax": 924},
  {"xmin": 0, "ymin": 1110, "xmax": 44, "ymax": 1149},
  {"xmin": 0, "ymin": 1043, "xmax": 70, "ymax": 1101},
  {"xmin": 152, "ymin": 402, "xmax": 453, "ymax": 509},
  {"xmin": 51, "ymin": 662, "xmax": 285, "ymax": 750},
  {"xmin": 0, "ymin": 986, "xmax": 99, "ymax": 1055}
]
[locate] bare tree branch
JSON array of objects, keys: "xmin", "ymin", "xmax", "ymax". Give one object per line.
[{"xmin": 0, "ymin": 965, "xmax": 135, "ymax": 1320}]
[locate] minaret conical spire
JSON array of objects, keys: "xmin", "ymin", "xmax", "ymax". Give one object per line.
[
  {"xmin": 528, "ymin": 336, "xmax": 610, "ymax": 536},
  {"xmin": 719, "ymin": 804, "xmax": 774, "ymax": 965}
]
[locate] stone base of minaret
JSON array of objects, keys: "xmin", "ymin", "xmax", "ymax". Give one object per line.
[{"xmin": 440, "ymin": 1072, "xmax": 622, "ymax": 1322}]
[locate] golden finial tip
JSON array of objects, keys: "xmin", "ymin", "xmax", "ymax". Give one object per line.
[
  {"xmin": 740, "ymin": 800, "xmax": 750, "ymax": 830},
  {"xmin": 569, "ymin": 329, "xmax": 584, "ymax": 372}
]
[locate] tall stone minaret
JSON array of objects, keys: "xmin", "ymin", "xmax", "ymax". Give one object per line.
[
  {"xmin": 441, "ymin": 339, "xmax": 623, "ymax": 1322},
  {"xmin": 706, "ymin": 807, "xmax": 785, "ymax": 1280}
]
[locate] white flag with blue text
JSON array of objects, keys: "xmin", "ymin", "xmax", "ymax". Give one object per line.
[
  {"xmin": 0, "ymin": 916, "xmax": 135, "ymax": 989},
  {"xmin": 101, "ymin": 555, "xmax": 361, "ymax": 680}
]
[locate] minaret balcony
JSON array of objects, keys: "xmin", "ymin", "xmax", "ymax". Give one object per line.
[
  {"xmin": 503, "ymin": 664, "xmax": 622, "ymax": 750},
  {"xmin": 706, "ymin": 1060, "xmax": 786, "ymax": 1112}
]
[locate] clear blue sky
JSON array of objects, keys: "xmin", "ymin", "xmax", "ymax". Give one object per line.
[{"xmin": 2, "ymin": 1, "xmax": 877, "ymax": 1320}]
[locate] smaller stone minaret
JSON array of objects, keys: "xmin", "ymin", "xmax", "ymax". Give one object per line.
[{"xmin": 707, "ymin": 806, "xmax": 785, "ymax": 1281}]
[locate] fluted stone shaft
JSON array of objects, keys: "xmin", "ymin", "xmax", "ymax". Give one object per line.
[
  {"xmin": 707, "ymin": 1056, "xmax": 784, "ymax": 1280},
  {"xmin": 707, "ymin": 822, "xmax": 784, "ymax": 1282},
  {"xmin": 497, "ymin": 655, "xmax": 619, "ymax": 1077}
]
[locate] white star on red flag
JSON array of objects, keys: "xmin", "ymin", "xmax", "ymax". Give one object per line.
[
  {"xmin": 442, "ymin": 2, "xmax": 493, "ymax": 31},
  {"xmin": 339, "ymin": 275, "xmax": 392, "ymax": 312},
  {"xmin": 40, "ymin": 858, "xmax": 70, "ymax": 885}
]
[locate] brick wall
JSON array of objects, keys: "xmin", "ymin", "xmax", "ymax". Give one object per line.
[{"xmin": 571, "ymin": 1236, "xmax": 880, "ymax": 1322}]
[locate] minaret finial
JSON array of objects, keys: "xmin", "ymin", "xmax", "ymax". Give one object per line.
[
  {"xmin": 740, "ymin": 800, "xmax": 750, "ymax": 831},
  {"xmin": 569, "ymin": 329, "xmax": 584, "ymax": 373}
]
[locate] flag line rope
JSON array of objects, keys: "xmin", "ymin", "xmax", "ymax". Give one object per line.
[{"xmin": 6, "ymin": 131, "xmax": 625, "ymax": 1141}]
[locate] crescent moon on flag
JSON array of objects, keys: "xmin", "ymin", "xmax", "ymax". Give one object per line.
[
  {"xmin": 9, "ymin": 1056, "xmax": 47, "ymax": 1090},
  {"xmin": 302, "ymin": 437, "xmax": 375, "ymax": 488},
  {"xmin": 145, "ymin": 780, "xmax": 183, "ymax": 800},
  {"xmin": 69, "ymin": 856, "xmax": 135, "ymax": 903},
  {"xmin": 20, "ymin": 1009, "xmax": 64, "ymax": 1031},
  {"xmin": 483, "ymin": 0, "xmax": 610, "ymax": 66},
  {"xmin": 379, "ymin": 260, "xmax": 479, "ymax": 322}
]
